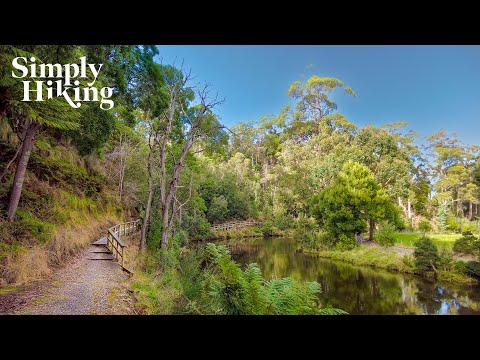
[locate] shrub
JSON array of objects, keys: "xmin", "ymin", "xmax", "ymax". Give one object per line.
[
  {"xmin": 259, "ymin": 220, "xmax": 274, "ymax": 237},
  {"xmin": 413, "ymin": 236, "xmax": 439, "ymax": 275},
  {"xmin": 274, "ymin": 213, "xmax": 293, "ymax": 230},
  {"xmin": 452, "ymin": 231, "xmax": 480, "ymax": 256},
  {"xmin": 207, "ymin": 195, "xmax": 228, "ymax": 223},
  {"xmin": 375, "ymin": 221, "xmax": 396, "ymax": 246},
  {"xmin": 465, "ymin": 261, "xmax": 480, "ymax": 279},
  {"xmin": 301, "ymin": 230, "xmax": 333, "ymax": 250},
  {"xmin": 417, "ymin": 218, "xmax": 432, "ymax": 233},
  {"xmin": 454, "ymin": 260, "xmax": 468, "ymax": 273},
  {"xmin": 446, "ymin": 214, "xmax": 460, "ymax": 232},
  {"xmin": 336, "ymin": 234, "xmax": 356, "ymax": 251},
  {"xmin": 437, "ymin": 249, "xmax": 455, "ymax": 271}
]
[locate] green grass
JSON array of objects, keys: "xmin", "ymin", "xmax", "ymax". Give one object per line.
[
  {"xmin": 303, "ymin": 244, "xmax": 477, "ymax": 285},
  {"xmin": 393, "ymin": 232, "xmax": 463, "ymax": 250},
  {"xmin": 306, "ymin": 245, "xmax": 415, "ymax": 274}
]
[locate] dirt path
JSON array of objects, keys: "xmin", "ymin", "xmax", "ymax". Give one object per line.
[{"xmin": 0, "ymin": 241, "xmax": 137, "ymax": 315}]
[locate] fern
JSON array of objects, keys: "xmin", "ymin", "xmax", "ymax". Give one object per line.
[{"xmin": 197, "ymin": 243, "xmax": 346, "ymax": 315}]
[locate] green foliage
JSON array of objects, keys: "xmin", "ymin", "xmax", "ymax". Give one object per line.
[
  {"xmin": 259, "ymin": 220, "xmax": 274, "ymax": 236},
  {"xmin": 16, "ymin": 209, "xmax": 56, "ymax": 243},
  {"xmin": 274, "ymin": 213, "xmax": 294, "ymax": 230},
  {"xmin": 336, "ymin": 234, "xmax": 356, "ymax": 251},
  {"xmin": 301, "ymin": 230, "xmax": 333, "ymax": 250},
  {"xmin": 384, "ymin": 203, "xmax": 406, "ymax": 230},
  {"xmin": 207, "ymin": 195, "xmax": 228, "ymax": 223},
  {"xmin": 375, "ymin": 221, "xmax": 397, "ymax": 246},
  {"xmin": 446, "ymin": 214, "xmax": 461, "ymax": 232},
  {"xmin": 417, "ymin": 218, "xmax": 432, "ymax": 233},
  {"xmin": 196, "ymin": 243, "xmax": 346, "ymax": 315},
  {"xmin": 436, "ymin": 203, "xmax": 449, "ymax": 232},
  {"xmin": 452, "ymin": 231, "xmax": 480, "ymax": 256},
  {"xmin": 413, "ymin": 236, "xmax": 439, "ymax": 275},
  {"xmin": 69, "ymin": 105, "xmax": 116, "ymax": 156},
  {"xmin": 437, "ymin": 249, "xmax": 455, "ymax": 271},
  {"xmin": 464, "ymin": 261, "xmax": 480, "ymax": 279},
  {"xmin": 311, "ymin": 161, "xmax": 390, "ymax": 241}
]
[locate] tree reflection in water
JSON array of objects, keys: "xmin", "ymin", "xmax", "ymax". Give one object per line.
[{"xmin": 228, "ymin": 237, "xmax": 480, "ymax": 315}]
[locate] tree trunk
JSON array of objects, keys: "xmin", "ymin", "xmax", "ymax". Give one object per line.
[
  {"xmin": 160, "ymin": 137, "xmax": 194, "ymax": 248},
  {"xmin": 7, "ymin": 122, "xmax": 39, "ymax": 221},
  {"xmin": 140, "ymin": 181, "xmax": 153, "ymax": 250},
  {"xmin": 368, "ymin": 219, "xmax": 375, "ymax": 242},
  {"xmin": 407, "ymin": 198, "xmax": 412, "ymax": 219},
  {"xmin": 161, "ymin": 194, "xmax": 172, "ymax": 246},
  {"xmin": 469, "ymin": 201, "xmax": 473, "ymax": 221}
]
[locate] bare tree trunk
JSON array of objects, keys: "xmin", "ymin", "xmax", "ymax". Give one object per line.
[
  {"xmin": 368, "ymin": 219, "xmax": 375, "ymax": 242},
  {"xmin": 7, "ymin": 122, "xmax": 39, "ymax": 221},
  {"xmin": 140, "ymin": 143, "xmax": 155, "ymax": 251},
  {"xmin": 161, "ymin": 137, "xmax": 193, "ymax": 247},
  {"xmin": 407, "ymin": 198, "xmax": 412, "ymax": 219},
  {"xmin": 469, "ymin": 201, "xmax": 473, "ymax": 221}
]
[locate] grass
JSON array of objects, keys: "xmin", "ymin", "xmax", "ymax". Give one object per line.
[
  {"xmin": 0, "ymin": 132, "xmax": 123, "ymax": 286},
  {"xmin": 131, "ymin": 272, "xmax": 183, "ymax": 314},
  {"xmin": 393, "ymin": 232, "xmax": 462, "ymax": 250},
  {"xmin": 305, "ymin": 245, "xmax": 415, "ymax": 274},
  {"xmin": 303, "ymin": 244, "xmax": 477, "ymax": 285}
]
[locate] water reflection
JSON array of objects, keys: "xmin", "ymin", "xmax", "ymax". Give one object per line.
[{"xmin": 228, "ymin": 237, "xmax": 480, "ymax": 315}]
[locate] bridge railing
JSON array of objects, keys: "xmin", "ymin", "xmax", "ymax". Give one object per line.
[
  {"xmin": 106, "ymin": 220, "xmax": 140, "ymax": 268},
  {"xmin": 211, "ymin": 219, "xmax": 261, "ymax": 232}
]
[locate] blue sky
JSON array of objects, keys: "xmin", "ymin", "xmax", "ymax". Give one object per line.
[{"xmin": 156, "ymin": 46, "xmax": 480, "ymax": 145}]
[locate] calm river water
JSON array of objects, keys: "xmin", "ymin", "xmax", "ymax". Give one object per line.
[{"xmin": 229, "ymin": 237, "xmax": 480, "ymax": 315}]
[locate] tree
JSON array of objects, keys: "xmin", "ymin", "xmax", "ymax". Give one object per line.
[
  {"xmin": 413, "ymin": 236, "xmax": 439, "ymax": 276},
  {"xmin": 157, "ymin": 66, "xmax": 224, "ymax": 247},
  {"xmin": 311, "ymin": 161, "xmax": 390, "ymax": 241},
  {"xmin": 0, "ymin": 46, "xmax": 81, "ymax": 220},
  {"xmin": 0, "ymin": 45, "xmax": 157, "ymax": 221}
]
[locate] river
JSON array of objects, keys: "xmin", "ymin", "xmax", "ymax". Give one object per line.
[{"xmin": 228, "ymin": 236, "xmax": 480, "ymax": 315}]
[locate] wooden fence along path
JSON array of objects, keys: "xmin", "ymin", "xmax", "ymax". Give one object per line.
[
  {"xmin": 211, "ymin": 219, "xmax": 261, "ymax": 232},
  {"xmin": 92, "ymin": 219, "xmax": 140, "ymax": 273}
]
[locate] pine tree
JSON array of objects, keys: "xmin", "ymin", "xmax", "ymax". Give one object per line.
[{"xmin": 436, "ymin": 202, "xmax": 448, "ymax": 232}]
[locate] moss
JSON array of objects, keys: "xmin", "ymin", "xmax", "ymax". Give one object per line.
[{"xmin": 0, "ymin": 286, "xmax": 18, "ymax": 294}]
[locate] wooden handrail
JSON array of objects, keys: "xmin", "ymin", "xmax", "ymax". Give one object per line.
[
  {"xmin": 211, "ymin": 219, "xmax": 262, "ymax": 231},
  {"xmin": 106, "ymin": 219, "xmax": 140, "ymax": 268}
]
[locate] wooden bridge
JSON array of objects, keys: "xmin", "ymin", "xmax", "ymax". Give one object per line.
[
  {"xmin": 92, "ymin": 219, "xmax": 140, "ymax": 273},
  {"xmin": 211, "ymin": 219, "xmax": 261, "ymax": 232}
]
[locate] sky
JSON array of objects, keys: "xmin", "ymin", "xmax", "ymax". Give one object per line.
[{"xmin": 156, "ymin": 45, "xmax": 480, "ymax": 145}]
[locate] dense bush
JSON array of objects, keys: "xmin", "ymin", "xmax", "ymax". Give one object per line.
[
  {"xmin": 301, "ymin": 230, "xmax": 333, "ymax": 250},
  {"xmin": 259, "ymin": 220, "xmax": 274, "ymax": 236},
  {"xmin": 446, "ymin": 214, "xmax": 460, "ymax": 232},
  {"xmin": 384, "ymin": 203, "xmax": 406, "ymax": 230},
  {"xmin": 335, "ymin": 234, "xmax": 356, "ymax": 251},
  {"xmin": 437, "ymin": 249, "xmax": 455, "ymax": 271},
  {"xmin": 207, "ymin": 195, "xmax": 228, "ymax": 223},
  {"xmin": 452, "ymin": 231, "xmax": 480, "ymax": 256},
  {"xmin": 274, "ymin": 213, "xmax": 294, "ymax": 230},
  {"xmin": 413, "ymin": 236, "xmax": 439, "ymax": 275},
  {"xmin": 465, "ymin": 261, "xmax": 480, "ymax": 279},
  {"xmin": 375, "ymin": 221, "xmax": 396, "ymax": 246},
  {"xmin": 417, "ymin": 218, "xmax": 432, "ymax": 233}
]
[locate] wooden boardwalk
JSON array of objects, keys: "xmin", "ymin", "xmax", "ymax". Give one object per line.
[
  {"xmin": 211, "ymin": 219, "xmax": 261, "ymax": 232},
  {"xmin": 92, "ymin": 220, "xmax": 140, "ymax": 274}
]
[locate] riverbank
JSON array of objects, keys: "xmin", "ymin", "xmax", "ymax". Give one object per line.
[{"xmin": 302, "ymin": 244, "xmax": 477, "ymax": 285}]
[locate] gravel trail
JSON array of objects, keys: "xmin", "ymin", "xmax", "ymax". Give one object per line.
[{"xmin": 0, "ymin": 242, "xmax": 136, "ymax": 315}]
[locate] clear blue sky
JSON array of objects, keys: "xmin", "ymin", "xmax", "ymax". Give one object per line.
[{"xmin": 156, "ymin": 45, "xmax": 480, "ymax": 145}]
